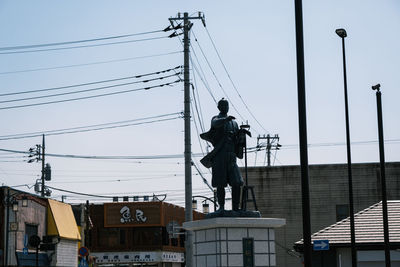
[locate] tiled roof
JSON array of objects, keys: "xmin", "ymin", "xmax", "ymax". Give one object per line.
[{"xmin": 295, "ymin": 200, "xmax": 400, "ymax": 246}]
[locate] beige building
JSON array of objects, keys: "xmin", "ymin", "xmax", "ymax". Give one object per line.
[{"xmin": 246, "ymin": 162, "xmax": 400, "ymax": 267}]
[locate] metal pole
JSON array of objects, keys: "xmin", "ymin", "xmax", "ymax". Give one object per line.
[
  {"xmin": 4, "ymin": 187, "xmax": 10, "ymax": 266},
  {"xmin": 183, "ymin": 12, "xmax": 193, "ymax": 267},
  {"xmin": 338, "ymin": 30, "xmax": 357, "ymax": 267},
  {"xmin": 41, "ymin": 134, "xmax": 45, "ymax": 197},
  {"xmin": 373, "ymin": 85, "xmax": 391, "ymax": 266},
  {"xmin": 294, "ymin": 0, "xmax": 312, "ymax": 265},
  {"xmin": 267, "ymin": 134, "xmax": 271, "ymax": 167}
]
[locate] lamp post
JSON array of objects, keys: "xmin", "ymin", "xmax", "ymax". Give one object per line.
[
  {"xmin": 372, "ymin": 83, "xmax": 391, "ymax": 267},
  {"xmin": 336, "ymin": 28, "xmax": 357, "ymax": 266}
]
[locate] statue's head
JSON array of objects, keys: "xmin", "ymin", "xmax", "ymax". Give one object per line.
[{"xmin": 217, "ymin": 98, "xmax": 229, "ymax": 114}]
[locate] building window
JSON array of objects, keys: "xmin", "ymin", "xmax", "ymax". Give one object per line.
[
  {"xmin": 336, "ymin": 204, "xmax": 349, "ymax": 222},
  {"xmin": 25, "ymin": 224, "xmax": 38, "ymax": 248}
]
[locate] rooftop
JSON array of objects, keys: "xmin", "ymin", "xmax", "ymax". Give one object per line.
[{"xmin": 295, "ymin": 200, "xmax": 400, "ymax": 247}]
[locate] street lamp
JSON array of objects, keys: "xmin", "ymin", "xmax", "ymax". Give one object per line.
[
  {"xmin": 22, "ymin": 196, "xmax": 28, "ymax": 207},
  {"xmin": 372, "ymin": 83, "xmax": 391, "ymax": 267},
  {"xmin": 202, "ymin": 202, "xmax": 209, "ymax": 214},
  {"xmin": 12, "ymin": 200, "xmax": 19, "ymax": 212},
  {"xmin": 336, "ymin": 27, "xmax": 357, "ymax": 266},
  {"xmin": 192, "ymin": 200, "xmax": 197, "ymax": 210}
]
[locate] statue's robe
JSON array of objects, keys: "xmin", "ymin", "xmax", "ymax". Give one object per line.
[{"xmin": 200, "ymin": 114, "xmax": 245, "ymax": 188}]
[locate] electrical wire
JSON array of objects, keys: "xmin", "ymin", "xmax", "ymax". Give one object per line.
[
  {"xmin": 175, "ymin": 33, "xmax": 217, "ymax": 104},
  {"xmin": 0, "ymin": 36, "xmax": 169, "ymax": 55},
  {"xmin": 0, "ymin": 80, "xmax": 181, "ymax": 110},
  {"xmin": 2, "ymin": 139, "xmax": 397, "ymax": 161},
  {"xmin": 203, "ymin": 27, "xmax": 269, "ymax": 135},
  {"xmin": 0, "ymin": 66, "xmax": 181, "ymax": 97},
  {"xmin": 0, "ymin": 73, "xmax": 181, "ymax": 104},
  {"xmin": 0, "ymin": 51, "xmax": 182, "ymax": 76},
  {"xmin": 0, "ymin": 29, "xmax": 164, "ymax": 51},
  {"xmin": 191, "ymin": 61, "xmax": 217, "ymax": 104},
  {"xmin": 191, "ymin": 84, "xmax": 205, "ymax": 133},
  {"xmin": 0, "ymin": 112, "xmax": 181, "ymax": 139},
  {"xmin": 191, "ymin": 68, "xmax": 206, "ymax": 132},
  {"xmin": 0, "ymin": 114, "xmax": 182, "ymax": 140},
  {"xmin": 0, "ymin": 147, "xmax": 205, "ymax": 160},
  {"xmin": 190, "ymin": 32, "xmax": 247, "ymax": 124}
]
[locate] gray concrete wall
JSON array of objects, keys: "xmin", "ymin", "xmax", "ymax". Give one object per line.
[{"xmin": 246, "ymin": 162, "xmax": 400, "ymax": 267}]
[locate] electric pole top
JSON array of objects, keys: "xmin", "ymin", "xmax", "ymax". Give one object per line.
[{"xmin": 169, "ymin": 12, "xmax": 206, "ymax": 26}]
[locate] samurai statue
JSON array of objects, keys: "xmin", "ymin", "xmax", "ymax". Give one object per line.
[{"xmin": 200, "ymin": 98, "xmax": 250, "ymax": 212}]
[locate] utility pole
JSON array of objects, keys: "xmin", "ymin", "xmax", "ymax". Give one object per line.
[
  {"xmin": 257, "ymin": 134, "xmax": 281, "ymax": 166},
  {"xmin": 169, "ymin": 12, "xmax": 205, "ymax": 267},
  {"xmin": 28, "ymin": 134, "xmax": 50, "ymax": 197}
]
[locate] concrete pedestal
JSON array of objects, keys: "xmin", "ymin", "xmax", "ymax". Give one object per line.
[{"xmin": 183, "ymin": 217, "xmax": 286, "ymax": 267}]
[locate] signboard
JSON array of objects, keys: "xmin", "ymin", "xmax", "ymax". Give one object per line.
[
  {"xmin": 104, "ymin": 202, "xmax": 162, "ymax": 227},
  {"xmin": 79, "ymin": 246, "xmax": 89, "ymax": 257},
  {"xmin": 242, "ymin": 238, "xmax": 254, "ymax": 267},
  {"xmin": 78, "ymin": 258, "xmax": 88, "ymax": 267},
  {"xmin": 10, "ymin": 222, "xmax": 18, "ymax": 231},
  {"xmin": 313, "ymin": 240, "xmax": 329, "ymax": 251},
  {"xmin": 92, "ymin": 251, "xmax": 185, "ymax": 264}
]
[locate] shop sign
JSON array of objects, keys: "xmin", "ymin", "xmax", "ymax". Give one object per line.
[
  {"xmin": 104, "ymin": 202, "xmax": 161, "ymax": 227},
  {"xmin": 93, "ymin": 251, "xmax": 184, "ymax": 264},
  {"xmin": 162, "ymin": 252, "xmax": 185, "ymax": 262}
]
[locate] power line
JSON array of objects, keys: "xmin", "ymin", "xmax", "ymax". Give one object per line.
[
  {"xmin": 0, "ymin": 147, "xmax": 205, "ymax": 160},
  {"xmin": 0, "ymin": 29, "xmax": 164, "ymax": 51},
  {"xmin": 203, "ymin": 27, "xmax": 269, "ymax": 135},
  {"xmin": 0, "ymin": 51, "xmax": 182, "ymax": 76},
  {"xmin": 2, "ymin": 139, "xmax": 398, "ymax": 161},
  {"xmin": 190, "ymin": 31, "xmax": 247, "ymax": 124},
  {"xmin": 0, "ymin": 36, "xmax": 169, "ymax": 55},
  {"xmin": 0, "ymin": 66, "xmax": 181, "ymax": 97},
  {"xmin": 0, "ymin": 73, "xmax": 181, "ymax": 104},
  {"xmin": 174, "ymin": 32, "xmax": 217, "ymax": 104},
  {"xmin": 0, "ymin": 113, "xmax": 183, "ymax": 140},
  {"xmin": 0, "ymin": 79, "xmax": 181, "ymax": 110}
]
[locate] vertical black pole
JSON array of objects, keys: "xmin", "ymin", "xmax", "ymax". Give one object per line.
[
  {"xmin": 5, "ymin": 187, "xmax": 10, "ymax": 266},
  {"xmin": 374, "ymin": 85, "xmax": 391, "ymax": 266},
  {"xmin": 294, "ymin": 0, "xmax": 312, "ymax": 265},
  {"xmin": 36, "ymin": 246, "xmax": 39, "ymax": 267},
  {"xmin": 41, "ymin": 134, "xmax": 45, "ymax": 197},
  {"xmin": 267, "ymin": 134, "xmax": 271, "ymax": 167},
  {"xmin": 338, "ymin": 30, "xmax": 357, "ymax": 267}
]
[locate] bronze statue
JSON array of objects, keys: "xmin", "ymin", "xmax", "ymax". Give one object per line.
[{"xmin": 200, "ymin": 99, "xmax": 248, "ymax": 211}]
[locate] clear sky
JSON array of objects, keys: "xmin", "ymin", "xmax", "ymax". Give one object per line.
[{"xmin": 0, "ymin": 1, "xmax": 399, "ymax": 206}]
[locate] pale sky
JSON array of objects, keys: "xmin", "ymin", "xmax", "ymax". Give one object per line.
[{"xmin": 0, "ymin": 1, "xmax": 399, "ymax": 206}]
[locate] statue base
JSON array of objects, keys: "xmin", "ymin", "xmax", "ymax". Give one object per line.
[
  {"xmin": 205, "ymin": 209, "xmax": 261, "ymax": 219},
  {"xmin": 183, "ymin": 217, "xmax": 286, "ymax": 267}
]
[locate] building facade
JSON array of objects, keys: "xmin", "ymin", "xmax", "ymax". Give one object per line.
[
  {"xmin": 246, "ymin": 162, "xmax": 400, "ymax": 267},
  {"xmin": 1, "ymin": 187, "xmax": 47, "ymax": 266},
  {"xmin": 88, "ymin": 201, "xmax": 204, "ymax": 267},
  {"xmin": 1, "ymin": 187, "xmax": 81, "ymax": 267}
]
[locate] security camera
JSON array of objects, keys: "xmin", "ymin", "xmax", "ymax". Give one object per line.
[{"xmin": 372, "ymin": 84, "xmax": 381, "ymax": 91}]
